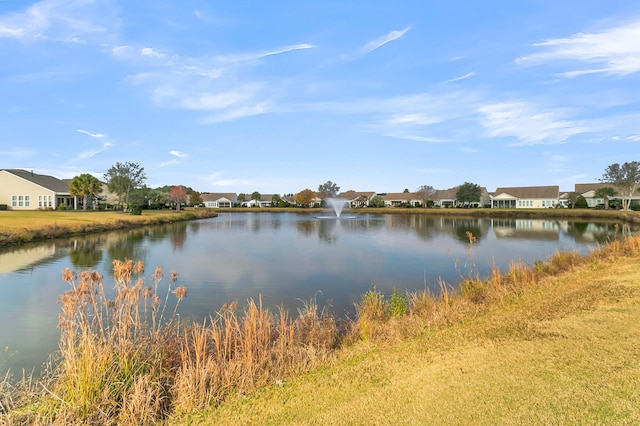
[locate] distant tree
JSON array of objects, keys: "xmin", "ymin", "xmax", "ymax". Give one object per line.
[
  {"xmin": 317, "ymin": 181, "xmax": 340, "ymax": 199},
  {"xmin": 601, "ymin": 161, "xmax": 640, "ymax": 211},
  {"xmin": 251, "ymin": 191, "xmax": 261, "ymax": 207},
  {"xmin": 415, "ymin": 185, "xmax": 436, "ymax": 208},
  {"xmin": 271, "ymin": 194, "xmax": 281, "ymax": 207},
  {"xmin": 594, "ymin": 187, "xmax": 617, "ymax": 210},
  {"xmin": 455, "ymin": 182, "xmax": 481, "ymax": 207},
  {"xmin": 295, "ymin": 189, "xmax": 315, "ymax": 207},
  {"xmin": 403, "ymin": 188, "xmax": 409, "ymax": 193},
  {"xmin": 369, "ymin": 195, "xmax": 385, "ymax": 207},
  {"xmin": 169, "ymin": 185, "xmax": 188, "ymax": 211},
  {"xmin": 189, "ymin": 191, "xmax": 203, "ymax": 206},
  {"xmin": 564, "ymin": 192, "xmax": 580, "ymax": 209},
  {"xmin": 237, "ymin": 193, "xmax": 246, "ymax": 207},
  {"xmin": 103, "ymin": 162, "xmax": 146, "ymax": 210},
  {"xmin": 69, "ymin": 173, "xmax": 103, "ymax": 211},
  {"xmin": 575, "ymin": 196, "xmax": 588, "ymax": 209},
  {"xmin": 149, "ymin": 188, "xmax": 169, "ymax": 208}
]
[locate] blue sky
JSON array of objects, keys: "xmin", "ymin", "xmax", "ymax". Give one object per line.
[{"xmin": 1, "ymin": 1, "xmax": 639, "ymax": 194}]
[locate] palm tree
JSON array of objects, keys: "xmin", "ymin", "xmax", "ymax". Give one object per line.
[
  {"xmin": 594, "ymin": 187, "xmax": 617, "ymax": 210},
  {"xmin": 69, "ymin": 173, "xmax": 103, "ymax": 211}
]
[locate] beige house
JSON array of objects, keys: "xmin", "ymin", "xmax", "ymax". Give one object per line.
[
  {"xmin": 0, "ymin": 169, "xmax": 75, "ymax": 210},
  {"xmin": 338, "ymin": 190, "xmax": 377, "ymax": 208},
  {"xmin": 201, "ymin": 193, "xmax": 237, "ymax": 208},
  {"xmin": 491, "ymin": 186, "xmax": 559, "ymax": 208},
  {"xmin": 574, "ymin": 183, "xmax": 639, "ymax": 208},
  {"xmin": 0, "ymin": 169, "xmax": 115, "ymax": 210},
  {"xmin": 382, "ymin": 192, "xmax": 421, "ymax": 207}
]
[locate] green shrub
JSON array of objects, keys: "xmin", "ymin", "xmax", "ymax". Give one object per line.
[
  {"xmin": 129, "ymin": 205, "xmax": 143, "ymax": 215},
  {"xmin": 0, "ymin": 204, "xmax": 7, "ymax": 211}
]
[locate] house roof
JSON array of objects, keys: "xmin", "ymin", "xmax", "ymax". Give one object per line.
[
  {"xmin": 574, "ymin": 182, "xmax": 622, "ymax": 195},
  {"xmin": 337, "ymin": 191, "xmax": 376, "ymax": 200},
  {"xmin": 493, "ymin": 185, "xmax": 559, "ymax": 199},
  {"xmin": 433, "ymin": 187, "xmax": 458, "ymax": 200},
  {"xmin": 1, "ymin": 169, "xmax": 70, "ymax": 193},
  {"xmin": 201, "ymin": 193, "xmax": 236, "ymax": 202},
  {"xmin": 382, "ymin": 192, "xmax": 415, "ymax": 201}
]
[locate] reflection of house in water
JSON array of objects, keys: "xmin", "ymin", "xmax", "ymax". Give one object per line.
[
  {"xmin": 0, "ymin": 244, "xmax": 59, "ymax": 274},
  {"xmin": 491, "ymin": 218, "xmax": 559, "ymax": 240}
]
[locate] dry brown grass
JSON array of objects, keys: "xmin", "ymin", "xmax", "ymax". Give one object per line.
[
  {"xmin": 0, "ymin": 209, "xmax": 218, "ymax": 247},
  {"xmin": 3, "ymin": 233, "xmax": 640, "ymax": 424},
  {"xmin": 184, "ymin": 234, "xmax": 640, "ymax": 425}
]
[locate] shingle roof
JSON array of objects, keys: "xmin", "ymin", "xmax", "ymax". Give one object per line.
[
  {"xmin": 2, "ymin": 169, "xmax": 70, "ymax": 193},
  {"xmin": 493, "ymin": 185, "xmax": 559, "ymax": 199},
  {"xmin": 201, "ymin": 193, "xmax": 236, "ymax": 202}
]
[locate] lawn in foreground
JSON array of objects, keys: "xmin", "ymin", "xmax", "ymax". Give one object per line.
[{"xmin": 181, "ymin": 255, "xmax": 640, "ymax": 425}]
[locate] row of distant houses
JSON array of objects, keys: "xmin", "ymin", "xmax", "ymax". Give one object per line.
[{"xmin": 1, "ymin": 168, "xmax": 637, "ymax": 211}]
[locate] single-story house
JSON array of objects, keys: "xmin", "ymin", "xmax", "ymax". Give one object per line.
[
  {"xmin": 381, "ymin": 192, "xmax": 421, "ymax": 207},
  {"xmin": 432, "ymin": 188, "xmax": 458, "ymax": 207},
  {"xmin": 201, "ymin": 193, "xmax": 237, "ymax": 208},
  {"xmin": 574, "ymin": 183, "xmax": 640, "ymax": 208},
  {"xmin": 338, "ymin": 191, "xmax": 377, "ymax": 208},
  {"xmin": 242, "ymin": 194, "xmax": 280, "ymax": 208},
  {"xmin": 491, "ymin": 186, "xmax": 559, "ymax": 208},
  {"xmin": 0, "ymin": 169, "xmax": 75, "ymax": 210},
  {"xmin": 0, "ymin": 169, "xmax": 116, "ymax": 210}
]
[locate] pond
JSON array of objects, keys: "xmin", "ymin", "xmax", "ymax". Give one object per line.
[{"xmin": 0, "ymin": 212, "xmax": 633, "ymax": 375}]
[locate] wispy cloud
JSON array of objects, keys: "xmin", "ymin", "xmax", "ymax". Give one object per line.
[
  {"xmin": 76, "ymin": 129, "xmax": 105, "ymax": 138},
  {"xmin": 444, "ymin": 72, "xmax": 476, "ymax": 83},
  {"xmin": 361, "ymin": 27, "xmax": 411, "ymax": 55},
  {"xmin": 477, "ymin": 101, "xmax": 589, "ymax": 145},
  {"xmin": 217, "ymin": 43, "xmax": 313, "ymax": 63},
  {"xmin": 74, "ymin": 141, "xmax": 112, "ymax": 161},
  {"xmin": 0, "ymin": 0, "xmax": 110, "ymax": 42},
  {"xmin": 516, "ymin": 18, "xmax": 640, "ymax": 77},
  {"xmin": 158, "ymin": 159, "xmax": 179, "ymax": 168},
  {"xmin": 170, "ymin": 150, "xmax": 189, "ymax": 158}
]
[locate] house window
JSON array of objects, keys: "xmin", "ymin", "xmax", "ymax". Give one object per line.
[
  {"xmin": 11, "ymin": 195, "xmax": 17, "ymax": 207},
  {"xmin": 24, "ymin": 195, "xmax": 30, "ymax": 207}
]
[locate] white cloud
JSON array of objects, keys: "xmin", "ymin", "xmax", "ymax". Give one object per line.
[
  {"xmin": 76, "ymin": 129, "xmax": 105, "ymax": 138},
  {"xmin": 74, "ymin": 141, "xmax": 112, "ymax": 161},
  {"xmin": 0, "ymin": 0, "xmax": 110, "ymax": 42},
  {"xmin": 361, "ymin": 27, "xmax": 411, "ymax": 54},
  {"xmin": 444, "ymin": 72, "xmax": 476, "ymax": 83},
  {"xmin": 170, "ymin": 150, "xmax": 189, "ymax": 158},
  {"xmin": 217, "ymin": 43, "xmax": 313, "ymax": 63},
  {"xmin": 516, "ymin": 18, "xmax": 640, "ymax": 77},
  {"xmin": 477, "ymin": 101, "xmax": 589, "ymax": 145},
  {"xmin": 158, "ymin": 159, "xmax": 179, "ymax": 168},
  {"xmin": 386, "ymin": 133, "xmax": 444, "ymax": 143},
  {"xmin": 140, "ymin": 47, "xmax": 166, "ymax": 59}
]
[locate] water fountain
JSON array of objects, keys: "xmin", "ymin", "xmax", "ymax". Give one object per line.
[{"xmin": 318, "ymin": 198, "xmax": 355, "ymax": 219}]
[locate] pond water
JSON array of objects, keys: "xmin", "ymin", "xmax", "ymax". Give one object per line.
[{"xmin": 0, "ymin": 212, "xmax": 633, "ymax": 375}]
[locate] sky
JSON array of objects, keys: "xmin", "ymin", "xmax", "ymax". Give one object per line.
[{"xmin": 1, "ymin": 0, "xmax": 639, "ymax": 194}]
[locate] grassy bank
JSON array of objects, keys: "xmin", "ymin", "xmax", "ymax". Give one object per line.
[
  {"xmin": 182, "ymin": 236, "xmax": 640, "ymax": 425},
  {"xmin": 1, "ymin": 231, "xmax": 639, "ymax": 424},
  {"xmin": 0, "ymin": 208, "xmax": 219, "ymax": 247}
]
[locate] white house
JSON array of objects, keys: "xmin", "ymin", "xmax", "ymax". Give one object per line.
[
  {"xmin": 491, "ymin": 186, "xmax": 559, "ymax": 209},
  {"xmin": 338, "ymin": 191, "xmax": 377, "ymax": 208}
]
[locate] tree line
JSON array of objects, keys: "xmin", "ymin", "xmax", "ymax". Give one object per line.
[{"xmin": 68, "ymin": 161, "xmax": 640, "ymax": 212}]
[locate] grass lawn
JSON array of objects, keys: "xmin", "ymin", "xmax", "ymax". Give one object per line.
[
  {"xmin": 0, "ymin": 208, "xmax": 218, "ymax": 246},
  {"xmin": 179, "ymin": 252, "xmax": 640, "ymax": 425}
]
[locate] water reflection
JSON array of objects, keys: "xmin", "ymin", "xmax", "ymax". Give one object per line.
[{"xmin": 0, "ymin": 213, "xmax": 636, "ymax": 376}]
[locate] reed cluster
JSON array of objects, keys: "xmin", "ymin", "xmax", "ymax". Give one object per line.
[
  {"xmin": 1, "ymin": 260, "xmax": 338, "ymax": 425},
  {"xmin": 2, "ymin": 232, "xmax": 640, "ymax": 424}
]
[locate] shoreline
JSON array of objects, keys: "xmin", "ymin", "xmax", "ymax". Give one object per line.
[{"xmin": 0, "ymin": 208, "xmax": 219, "ymax": 248}]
